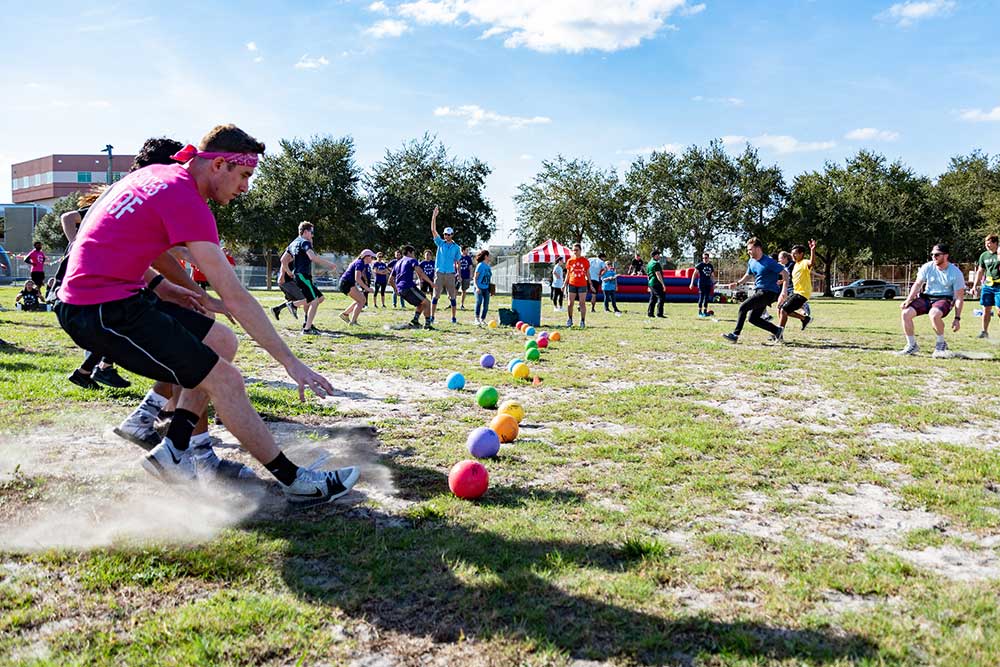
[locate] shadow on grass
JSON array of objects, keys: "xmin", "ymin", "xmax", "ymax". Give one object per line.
[{"xmin": 248, "ymin": 457, "xmax": 879, "ymax": 665}]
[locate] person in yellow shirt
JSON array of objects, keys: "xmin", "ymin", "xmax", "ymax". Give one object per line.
[{"xmin": 777, "ymin": 239, "xmax": 816, "ymax": 335}]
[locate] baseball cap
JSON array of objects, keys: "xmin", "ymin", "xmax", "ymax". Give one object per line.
[
  {"xmin": 360, "ymin": 249, "xmax": 376, "ymax": 258},
  {"xmin": 443, "ymin": 227, "xmax": 454, "ymax": 235}
]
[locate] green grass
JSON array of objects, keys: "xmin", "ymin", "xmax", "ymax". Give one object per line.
[{"xmin": 2, "ymin": 287, "xmax": 1000, "ymax": 665}]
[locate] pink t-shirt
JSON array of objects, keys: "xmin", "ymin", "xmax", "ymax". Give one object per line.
[
  {"xmin": 60, "ymin": 164, "xmax": 220, "ymax": 305},
  {"xmin": 25, "ymin": 249, "xmax": 46, "ymax": 272}
]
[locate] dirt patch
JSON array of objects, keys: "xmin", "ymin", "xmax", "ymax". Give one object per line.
[
  {"xmin": 866, "ymin": 424, "xmax": 996, "ymax": 450},
  {"xmin": 719, "ymin": 484, "xmax": 1000, "ymax": 581}
]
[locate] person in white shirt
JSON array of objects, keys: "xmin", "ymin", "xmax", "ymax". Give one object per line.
[
  {"xmin": 551, "ymin": 257, "xmax": 565, "ymax": 311},
  {"xmin": 898, "ymin": 243, "xmax": 965, "ymax": 357},
  {"xmin": 587, "ymin": 253, "xmax": 607, "ymax": 313}
]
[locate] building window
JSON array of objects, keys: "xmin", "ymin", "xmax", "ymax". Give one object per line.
[
  {"xmin": 32, "ymin": 174, "xmax": 41, "ymax": 186},
  {"xmin": 77, "ymin": 172, "xmax": 92, "ymax": 183},
  {"xmin": 112, "ymin": 172, "xmax": 124, "ymax": 182}
]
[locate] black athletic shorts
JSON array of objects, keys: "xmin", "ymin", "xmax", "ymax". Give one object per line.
[
  {"xmin": 295, "ymin": 274, "xmax": 322, "ymax": 302},
  {"xmin": 401, "ymin": 286, "xmax": 427, "ymax": 307},
  {"xmin": 780, "ymin": 293, "xmax": 808, "ymax": 313},
  {"xmin": 56, "ymin": 290, "xmax": 218, "ymax": 389},
  {"xmin": 279, "ymin": 281, "xmax": 306, "ymax": 302},
  {"xmin": 30, "ymin": 271, "xmax": 45, "ymax": 288},
  {"xmin": 339, "ymin": 281, "xmax": 353, "ymax": 296},
  {"xmin": 589, "ymin": 279, "xmax": 602, "ymax": 293}
]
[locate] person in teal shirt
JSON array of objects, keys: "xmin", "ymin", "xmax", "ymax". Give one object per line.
[
  {"xmin": 969, "ymin": 234, "xmax": 1000, "ymax": 338},
  {"xmin": 430, "ymin": 206, "xmax": 461, "ymax": 324},
  {"xmin": 601, "ymin": 263, "xmax": 621, "ymax": 314},
  {"xmin": 473, "ymin": 249, "xmax": 493, "ymax": 325}
]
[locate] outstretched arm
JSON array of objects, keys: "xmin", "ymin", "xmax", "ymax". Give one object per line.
[
  {"xmin": 430, "ymin": 206, "xmax": 440, "ymax": 239},
  {"xmin": 305, "ymin": 249, "xmax": 337, "ymax": 272}
]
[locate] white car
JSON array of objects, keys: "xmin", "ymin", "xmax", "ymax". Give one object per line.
[{"xmin": 831, "ymin": 279, "xmax": 900, "ymax": 299}]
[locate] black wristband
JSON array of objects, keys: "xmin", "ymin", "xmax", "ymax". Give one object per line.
[
  {"xmin": 148, "ymin": 274, "xmax": 165, "ymax": 291},
  {"xmin": 954, "ymin": 316, "xmax": 961, "ymax": 321}
]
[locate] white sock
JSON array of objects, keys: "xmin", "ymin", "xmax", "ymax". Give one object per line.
[
  {"xmin": 936, "ymin": 335, "xmax": 945, "ymax": 344},
  {"xmin": 138, "ymin": 389, "xmax": 168, "ymax": 416},
  {"xmin": 906, "ymin": 335, "xmax": 916, "ymax": 345}
]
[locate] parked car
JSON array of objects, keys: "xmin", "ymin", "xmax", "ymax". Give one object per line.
[{"xmin": 831, "ymin": 279, "xmax": 900, "ymax": 299}]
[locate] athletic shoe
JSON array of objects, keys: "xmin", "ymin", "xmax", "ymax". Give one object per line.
[
  {"xmin": 567, "ymin": 318, "xmax": 573, "ymax": 327},
  {"xmin": 451, "ymin": 317, "xmax": 458, "ymax": 324},
  {"xmin": 977, "ymin": 330, "xmax": 989, "ymax": 339},
  {"xmin": 339, "ymin": 312, "xmax": 351, "ymax": 324},
  {"xmin": 191, "ymin": 443, "xmax": 259, "ymax": 483},
  {"xmin": 93, "ymin": 366, "xmax": 131, "ymax": 388},
  {"xmin": 271, "ymin": 305, "xmax": 283, "ymax": 321},
  {"xmin": 68, "ymin": 369, "xmax": 101, "ymax": 390},
  {"xmin": 141, "ymin": 439, "xmax": 195, "ymax": 484},
  {"xmin": 114, "ymin": 409, "xmax": 162, "ymax": 450},
  {"xmin": 769, "ymin": 332, "xmax": 784, "ymax": 344},
  {"xmin": 280, "ymin": 466, "xmax": 360, "ymax": 507},
  {"xmin": 761, "ymin": 312, "xmax": 773, "ymax": 322},
  {"xmin": 657, "ymin": 314, "xmax": 667, "ymax": 319},
  {"xmin": 287, "ymin": 302, "xmax": 299, "ymax": 319},
  {"xmin": 579, "ymin": 322, "xmax": 586, "ymax": 329},
  {"xmin": 897, "ymin": 342, "xmax": 919, "ymax": 356},
  {"xmin": 424, "ymin": 322, "xmax": 434, "ymax": 330},
  {"xmin": 407, "ymin": 320, "xmax": 422, "ymax": 329},
  {"xmin": 932, "ymin": 341, "xmax": 950, "ymax": 358},
  {"xmin": 801, "ymin": 315, "xmax": 813, "ymax": 331},
  {"xmin": 302, "ymin": 327, "xmax": 320, "ymax": 335},
  {"xmin": 721, "ymin": 333, "xmax": 739, "ymax": 343}
]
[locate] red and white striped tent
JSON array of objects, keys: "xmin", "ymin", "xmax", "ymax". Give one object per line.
[{"xmin": 522, "ymin": 239, "xmax": 571, "ymax": 263}]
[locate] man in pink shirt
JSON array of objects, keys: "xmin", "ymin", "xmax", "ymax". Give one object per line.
[
  {"xmin": 57, "ymin": 124, "xmax": 359, "ymax": 507},
  {"xmin": 25, "ymin": 242, "xmax": 47, "ymax": 288}
]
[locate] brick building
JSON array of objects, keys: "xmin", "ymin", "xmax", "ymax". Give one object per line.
[{"xmin": 11, "ymin": 154, "xmax": 136, "ymax": 208}]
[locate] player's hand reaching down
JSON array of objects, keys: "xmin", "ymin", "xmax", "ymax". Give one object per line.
[
  {"xmin": 153, "ymin": 280, "xmax": 204, "ymax": 312},
  {"xmin": 286, "ymin": 359, "xmax": 335, "ymax": 401}
]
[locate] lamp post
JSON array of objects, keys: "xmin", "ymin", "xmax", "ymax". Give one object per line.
[{"xmin": 102, "ymin": 144, "xmax": 113, "ymax": 184}]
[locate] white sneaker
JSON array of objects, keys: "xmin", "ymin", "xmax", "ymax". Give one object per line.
[
  {"xmin": 280, "ymin": 466, "xmax": 360, "ymax": 507},
  {"xmin": 897, "ymin": 341, "xmax": 919, "ymax": 356},
  {"xmin": 191, "ymin": 443, "xmax": 259, "ymax": 483},
  {"xmin": 141, "ymin": 439, "xmax": 196, "ymax": 484},
  {"xmin": 932, "ymin": 341, "xmax": 950, "ymax": 358},
  {"xmin": 114, "ymin": 409, "xmax": 162, "ymax": 451}
]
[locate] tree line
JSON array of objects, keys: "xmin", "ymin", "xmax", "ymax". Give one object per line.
[{"xmin": 515, "ymin": 142, "xmax": 1000, "ymax": 293}]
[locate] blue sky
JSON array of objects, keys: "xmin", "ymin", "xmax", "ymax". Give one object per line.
[{"xmin": 2, "ymin": 0, "xmax": 998, "ymax": 244}]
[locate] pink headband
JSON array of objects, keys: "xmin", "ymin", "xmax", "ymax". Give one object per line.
[{"xmin": 171, "ymin": 144, "xmax": 259, "ymax": 167}]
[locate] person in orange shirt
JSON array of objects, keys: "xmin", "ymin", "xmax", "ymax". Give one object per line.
[{"xmin": 564, "ymin": 242, "xmax": 591, "ymax": 328}]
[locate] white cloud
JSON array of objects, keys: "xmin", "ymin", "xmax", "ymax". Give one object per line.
[
  {"xmin": 294, "ymin": 55, "xmax": 330, "ymax": 69},
  {"xmin": 960, "ymin": 106, "xmax": 1000, "ymax": 122},
  {"xmin": 723, "ymin": 134, "xmax": 835, "ymax": 154},
  {"xmin": 246, "ymin": 42, "xmax": 263, "ymax": 62},
  {"xmin": 845, "ymin": 127, "xmax": 900, "ymax": 141},
  {"xmin": 395, "ymin": 0, "xmax": 706, "ymax": 53},
  {"xmin": 246, "ymin": 41, "xmax": 258, "ymax": 51},
  {"xmin": 680, "ymin": 3, "xmax": 706, "ymax": 15},
  {"xmin": 368, "ymin": 1, "xmax": 389, "ymax": 12},
  {"xmin": 519, "ymin": 154, "xmax": 534, "ymax": 160},
  {"xmin": 692, "ymin": 95, "xmax": 744, "ymax": 107},
  {"xmin": 434, "ymin": 104, "xmax": 551, "ymax": 129},
  {"xmin": 876, "ymin": 0, "xmax": 956, "ymax": 27},
  {"xmin": 618, "ymin": 143, "xmax": 683, "ymax": 156},
  {"xmin": 365, "ymin": 19, "xmax": 411, "ymax": 38}
]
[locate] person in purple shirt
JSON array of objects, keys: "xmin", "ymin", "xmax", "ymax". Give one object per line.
[
  {"xmin": 338, "ymin": 249, "xmax": 376, "ymax": 325},
  {"xmin": 458, "ymin": 247, "xmax": 473, "ymax": 310},
  {"xmin": 419, "ymin": 250, "xmax": 435, "ymax": 295},
  {"xmin": 372, "ymin": 252, "xmax": 389, "ymax": 308},
  {"xmin": 394, "ymin": 245, "xmax": 435, "ymax": 329}
]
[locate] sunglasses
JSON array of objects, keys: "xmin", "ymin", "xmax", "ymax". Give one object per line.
[{"xmin": 931, "ymin": 252, "xmax": 943, "ymax": 257}]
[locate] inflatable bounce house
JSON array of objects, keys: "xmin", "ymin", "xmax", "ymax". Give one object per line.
[
  {"xmin": 0, "ymin": 245, "xmax": 12, "ymax": 285},
  {"xmin": 614, "ymin": 267, "xmax": 706, "ymax": 303}
]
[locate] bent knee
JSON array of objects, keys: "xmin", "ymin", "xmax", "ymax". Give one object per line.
[
  {"xmin": 200, "ymin": 357, "xmax": 244, "ymax": 391},
  {"xmin": 204, "ymin": 322, "xmax": 239, "ymax": 361}
]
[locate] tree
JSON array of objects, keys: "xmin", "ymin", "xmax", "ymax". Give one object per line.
[
  {"xmin": 34, "ymin": 193, "xmax": 81, "ymax": 252},
  {"xmin": 626, "ymin": 140, "xmax": 745, "ymax": 262},
  {"xmin": 214, "ymin": 135, "xmax": 368, "ymax": 286},
  {"xmin": 365, "ymin": 134, "xmax": 495, "ymax": 252},
  {"xmin": 933, "ymin": 151, "xmax": 1000, "ymax": 260},
  {"xmin": 515, "ymin": 155, "xmax": 627, "ymax": 256},
  {"xmin": 736, "ymin": 145, "xmax": 786, "ymax": 237}
]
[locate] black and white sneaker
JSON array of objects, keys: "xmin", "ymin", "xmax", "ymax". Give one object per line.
[
  {"xmin": 801, "ymin": 315, "xmax": 812, "ymax": 331},
  {"xmin": 280, "ymin": 466, "xmax": 360, "ymax": 507},
  {"xmin": 141, "ymin": 439, "xmax": 196, "ymax": 484},
  {"xmin": 287, "ymin": 302, "xmax": 299, "ymax": 319},
  {"xmin": 68, "ymin": 369, "xmax": 101, "ymax": 390},
  {"xmin": 191, "ymin": 443, "xmax": 259, "ymax": 484},
  {"xmin": 721, "ymin": 332, "xmax": 739, "ymax": 343},
  {"xmin": 271, "ymin": 305, "xmax": 283, "ymax": 321},
  {"xmin": 114, "ymin": 409, "xmax": 163, "ymax": 451},
  {"xmin": 93, "ymin": 366, "xmax": 131, "ymax": 388}
]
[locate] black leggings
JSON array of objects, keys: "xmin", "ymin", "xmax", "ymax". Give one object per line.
[
  {"xmin": 374, "ymin": 282, "xmax": 387, "ymax": 297},
  {"xmin": 698, "ymin": 289, "xmax": 712, "ymax": 310},
  {"xmin": 551, "ymin": 287, "xmax": 564, "ymax": 307},
  {"xmin": 734, "ymin": 290, "xmax": 780, "ymax": 336},
  {"xmin": 604, "ymin": 291, "xmax": 620, "ymax": 311}
]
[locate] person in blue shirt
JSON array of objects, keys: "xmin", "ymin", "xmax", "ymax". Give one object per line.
[
  {"xmin": 601, "ymin": 263, "xmax": 622, "ymax": 315},
  {"xmin": 458, "ymin": 247, "xmax": 474, "ymax": 311},
  {"xmin": 473, "ymin": 249, "xmax": 493, "ymax": 325},
  {"xmin": 721, "ymin": 237, "xmax": 789, "ymax": 344},
  {"xmin": 430, "ymin": 206, "xmax": 462, "ymax": 324}
]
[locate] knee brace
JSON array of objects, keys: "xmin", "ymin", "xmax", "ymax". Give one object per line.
[{"xmin": 450, "ymin": 298, "xmax": 457, "ymax": 308}]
